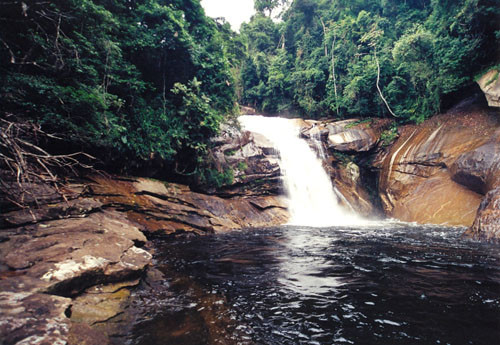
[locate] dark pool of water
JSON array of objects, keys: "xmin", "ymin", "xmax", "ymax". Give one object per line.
[{"xmin": 128, "ymin": 223, "xmax": 500, "ymax": 345}]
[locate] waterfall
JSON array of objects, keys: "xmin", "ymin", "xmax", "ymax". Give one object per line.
[
  {"xmin": 239, "ymin": 115, "xmax": 362, "ymax": 227},
  {"xmin": 310, "ymin": 125, "xmax": 326, "ymax": 160}
]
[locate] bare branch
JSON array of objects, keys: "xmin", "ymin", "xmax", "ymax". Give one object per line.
[
  {"xmin": 0, "ymin": 118, "xmax": 96, "ymax": 213},
  {"xmin": 0, "ymin": 37, "xmax": 15, "ymax": 63},
  {"xmin": 374, "ymin": 49, "xmax": 398, "ymax": 118}
]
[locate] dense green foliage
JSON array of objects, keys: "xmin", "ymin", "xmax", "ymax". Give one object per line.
[
  {"xmin": 240, "ymin": 0, "xmax": 500, "ymax": 122},
  {"xmin": 0, "ymin": 0, "xmax": 236, "ymax": 173},
  {"xmin": 1, "ymin": 0, "xmax": 498, "ymax": 182}
]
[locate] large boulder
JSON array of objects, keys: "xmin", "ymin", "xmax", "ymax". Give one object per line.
[
  {"xmin": 478, "ymin": 69, "xmax": 500, "ymax": 108},
  {"xmin": 450, "ymin": 129, "xmax": 500, "ymax": 194},
  {"xmin": 203, "ymin": 123, "xmax": 282, "ymax": 196},
  {"xmin": 0, "ymin": 186, "xmax": 153, "ymax": 345},
  {"xmin": 452, "ymin": 130, "xmax": 500, "ymax": 241},
  {"xmin": 1, "ymin": 208, "xmax": 151, "ymax": 296},
  {"xmin": 326, "ymin": 119, "xmax": 380, "ymax": 152},
  {"xmin": 377, "ymin": 101, "xmax": 500, "ymax": 227}
]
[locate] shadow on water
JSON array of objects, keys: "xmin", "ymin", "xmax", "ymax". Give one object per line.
[{"xmin": 128, "ymin": 223, "xmax": 500, "ymax": 345}]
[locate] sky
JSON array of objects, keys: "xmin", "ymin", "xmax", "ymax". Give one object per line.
[{"xmin": 200, "ymin": 0, "xmax": 256, "ymax": 31}]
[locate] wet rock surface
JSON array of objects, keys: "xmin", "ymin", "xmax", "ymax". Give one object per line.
[
  {"xmin": 451, "ymin": 127, "xmax": 500, "ymax": 241},
  {"xmin": 377, "ymin": 99, "xmax": 500, "ymax": 231},
  {"xmin": 90, "ymin": 175, "xmax": 288, "ymax": 234},
  {"xmin": 200, "ymin": 123, "xmax": 282, "ymax": 197},
  {"xmin": 0, "ymin": 291, "xmax": 71, "ymax": 345},
  {"xmin": 0, "ymin": 171, "xmax": 288, "ymax": 344},
  {"xmin": 467, "ymin": 187, "xmax": 500, "ymax": 242},
  {"xmin": 451, "ymin": 129, "xmax": 500, "ymax": 194},
  {"xmin": 287, "ymin": 98, "xmax": 500, "ymax": 236},
  {"xmin": 298, "ymin": 118, "xmax": 385, "ymax": 217},
  {"xmin": 325, "ymin": 119, "xmax": 380, "ymax": 152}
]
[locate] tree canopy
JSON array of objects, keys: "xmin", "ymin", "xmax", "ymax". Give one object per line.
[
  {"xmin": 0, "ymin": 0, "xmax": 236, "ymax": 175},
  {"xmin": 239, "ymin": 0, "xmax": 500, "ymax": 122},
  {"xmin": 1, "ymin": 0, "xmax": 499, "ymax": 183}
]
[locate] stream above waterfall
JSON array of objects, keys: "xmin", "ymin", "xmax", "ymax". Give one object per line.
[{"xmin": 129, "ymin": 223, "xmax": 500, "ymax": 345}]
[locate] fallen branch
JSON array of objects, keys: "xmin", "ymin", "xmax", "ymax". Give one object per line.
[{"xmin": 0, "ymin": 117, "xmax": 95, "ymax": 213}]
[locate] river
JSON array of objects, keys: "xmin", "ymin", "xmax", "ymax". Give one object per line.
[
  {"xmin": 129, "ymin": 223, "xmax": 500, "ymax": 344},
  {"xmin": 128, "ymin": 116, "xmax": 499, "ymax": 344}
]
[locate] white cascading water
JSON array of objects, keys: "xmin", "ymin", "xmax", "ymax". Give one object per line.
[
  {"xmin": 239, "ymin": 115, "xmax": 362, "ymax": 227},
  {"xmin": 309, "ymin": 125, "xmax": 326, "ymax": 160}
]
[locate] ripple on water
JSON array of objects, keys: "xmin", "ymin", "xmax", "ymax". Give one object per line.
[{"xmin": 128, "ymin": 223, "xmax": 500, "ymax": 345}]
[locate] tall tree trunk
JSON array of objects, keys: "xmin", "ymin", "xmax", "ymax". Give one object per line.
[
  {"xmin": 331, "ymin": 32, "xmax": 339, "ymax": 116},
  {"xmin": 320, "ymin": 18, "xmax": 328, "ymax": 57},
  {"xmin": 374, "ymin": 49, "xmax": 397, "ymax": 117}
]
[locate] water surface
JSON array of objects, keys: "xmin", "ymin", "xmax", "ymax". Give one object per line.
[{"xmin": 129, "ymin": 223, "xmax": 500, "ymax": 345}]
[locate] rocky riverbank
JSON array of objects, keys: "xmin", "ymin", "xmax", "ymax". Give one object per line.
[
  {"xmin": 294, "ymin": 96, "xmax": 500, "ymax": 240},
  {"xmin": 1, "ymin": 94, "xmax": 500, "ymax": 344},
  {"xmin": 0, "ymin": 172, "xmax": 288, "ymax": 344}
]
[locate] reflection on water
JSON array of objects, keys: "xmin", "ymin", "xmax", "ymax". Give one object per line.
[{"xmin": 129, "ymin": 223, "xmax": 500, "ymax": 345}]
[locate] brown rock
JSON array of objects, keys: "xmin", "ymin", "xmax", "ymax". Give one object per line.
[
  {"xmin": 70, "ymin": 280, "xmax": 139, "ymax": 325},
  {"xmin": 332, "ymin": 162, "xmax": 376, "ymax": 217},
  {"xmin": 378, "ymin": 102, "xmax": 500, "ymax": 226},
  {"xmin": 466, "ymin": 187, "xmax": 500, "ymax": 242},
  {"xmin": 326, "ymin": 119, "xmax": 380, "ymax": 152},
  {"xmin": 68, "ymin": 323, "xmax": 111, "ymax": 345},
  {"xmin": 451, "ymin": 129, "xmax": 500, "ymax": 193},
  {"xmin": 477, "ymin": 69, "xmax": 500, "ymax": 108},
  {"xmin": 89, "ymin": 176, "xmax": 288, "ymax": 234},
  {"xmin": 294, "ymin": 119, "xmax": 379, "ymax": 217},
  {"xmin": 0, "ymin": 291, "xmax": 71, "ymax": 345},
  {"xmin": 0, "ymin": 196, "xmax": 102, "ymax": 229},
  {"xmin": 1, "ymin": 209, "xmax": 151, "ymax": 296}
]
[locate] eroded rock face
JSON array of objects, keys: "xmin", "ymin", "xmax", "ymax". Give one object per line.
[
  {"xmin": 1, "ymin": 209, "xmax": 151, "ymax": 296},
  {"xmin": 0, "ymin": 292, "xmax": 71, "ymax": 345},
  {"xmin": 452, "ymin": 130, "xmax": 500, "ymax": 241},
  {"xmin": 378, "ymin": 102, "xmax": 500, "ymax": 227},
  {"xmin": 0, "ymin": 172, "xmax": 290, "ymax": 344},
  {"xmin": 451, "ymin": 129, "xmax": 500, "ymax": 194},
  {"xmin": 466, "ymin": 187, "xmax": 500, "ymax": 242},
  {"xmin": 90, "ymin": 175, "xmax": 289, "ymax": 234},
  {"xmin": 300, "ymin": 119, "xmax": 380, "ymax": 217},
  {"xmin": 478, "ymin": 69, "xmax": 500, "ymax": 108},
  {"xmin": 0, "ymin": 192, "xmax": 152, "ymax": 344},
  {"xmin": 205, "ymin": 123, "xmax": 282, "ymax": 196},
  {"xmin": 326, "ymin": 119, "xmax": 380, "ymax": 152}
]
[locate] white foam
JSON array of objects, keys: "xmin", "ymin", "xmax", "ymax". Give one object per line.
[{"xmin": 239, "ymin": 115, "xmax": 364, "ymax": 227}]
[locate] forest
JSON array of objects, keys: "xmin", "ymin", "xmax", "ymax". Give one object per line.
[
  {"xmin": 239, "ymin": 0, "xmax": 499, "ymax": 121},
  {"xmin": 1, "ymin": 0, "xmax": 499, "ymax": 182}
]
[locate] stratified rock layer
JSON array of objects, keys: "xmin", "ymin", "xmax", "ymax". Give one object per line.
[
  {"xmin": 377, "ymin": 100, "xmax": 500, "ymax": 230},
  {"xmin": 0, "ymin": 170, "xmax": 289, "ymax": 344},
  {"xmin": 202, "ymin": 123, "xmax": 282, "ymax": 197},
  {"xmin": 325, "ymin": 119, "xmax": 380, "ymax": 152},
  {"xmin": 299, "ymin": 118, "xmax": 386, "ymax": 217}
]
